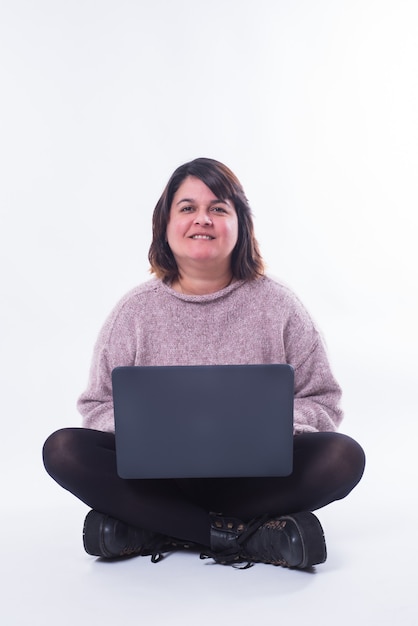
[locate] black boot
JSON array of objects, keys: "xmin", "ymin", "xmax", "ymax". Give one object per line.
[
  {"xmin": 82, "ymin": 510, "xmax": 192, "ymax": 562},
  {"xmin": 203, "ymin": 511, "xmax": 327, "ymax": 569}
]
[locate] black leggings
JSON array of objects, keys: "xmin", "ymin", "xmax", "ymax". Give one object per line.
[{"xmin": 42, "ymin": 428, "xmax": 365, "ymax": 547}]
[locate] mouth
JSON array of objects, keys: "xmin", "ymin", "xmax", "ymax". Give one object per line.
[{"xmin": 189, "ymin": 235, "xmax": 214, "ymax": 240}]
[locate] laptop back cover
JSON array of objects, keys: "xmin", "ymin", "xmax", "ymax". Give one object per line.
[{"xmin": 112, "ymin": 363, "xmax": 294, "ymax": 479}]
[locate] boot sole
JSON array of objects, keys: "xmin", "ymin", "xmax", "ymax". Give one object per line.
[{"xmin": 280, "ymin": 511, "xmax": 327, "ymax": 568}]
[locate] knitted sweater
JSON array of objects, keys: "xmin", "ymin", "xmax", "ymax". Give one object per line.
[{"xmin": 77, "ymin": 276, "xmax": 343, "ymax": 434}]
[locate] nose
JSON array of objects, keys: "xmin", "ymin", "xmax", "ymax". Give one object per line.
[{"xmin": 194, "ymin": 210, "xmax": 212, "ymax": 226}]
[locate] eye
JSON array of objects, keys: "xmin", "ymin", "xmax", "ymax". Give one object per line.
[
  {"xmin": 180, "ymin": 205, "xmax": 194, "ymax": 213},
  {"xmin": 211, "ymin": 206, "xmax": 227, "ymax": 213}
]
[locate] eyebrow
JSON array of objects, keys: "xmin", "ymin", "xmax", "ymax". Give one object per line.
[{"xmin": 176, "ymin": 197, "xmax": 229, "ymax": 206}]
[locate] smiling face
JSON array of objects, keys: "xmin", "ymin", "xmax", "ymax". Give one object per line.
[{"xmin": 166, "ymin": 176, "xmax": 239, "ymax": 276}]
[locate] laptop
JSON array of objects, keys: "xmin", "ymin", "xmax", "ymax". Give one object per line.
[{"xmin": 112, "ymin": 363, "xmax": 294, "ymax": 479}]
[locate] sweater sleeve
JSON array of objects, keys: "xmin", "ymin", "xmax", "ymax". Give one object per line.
[
  {"xmin": 77, "ymin": 297, "xmax": 138, "ymax": 433},
  {"xmin": 278, "ymin": 286, "xmax": 343, "ymax": 434},
  {"xmin": 292, "ymin": 337, "xmax": 343, "ymax": 434}
]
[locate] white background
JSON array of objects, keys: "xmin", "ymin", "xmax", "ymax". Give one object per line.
[{"xmin": 1, "ymin": 1, "xmax": 417, "ymax": 624}]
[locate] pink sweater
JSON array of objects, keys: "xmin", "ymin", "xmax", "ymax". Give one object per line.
[{"xmin": 78, "ymin": 276, "xmax": 343, "ymax": 434}]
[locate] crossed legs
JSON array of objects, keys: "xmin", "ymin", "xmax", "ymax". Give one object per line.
[{"xmin": 43, "ymin": 427, "xmax": 365, "ymax": 548}]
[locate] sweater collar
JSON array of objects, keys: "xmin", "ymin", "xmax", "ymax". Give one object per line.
[{"xmin": 160, "ymin": 278, "xmax": 245, "ymax": 303}]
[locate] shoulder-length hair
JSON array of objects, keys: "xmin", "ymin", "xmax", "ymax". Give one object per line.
[{"xmin": 148, "ymin": 157, "xmax": 264, "ymax": 283}]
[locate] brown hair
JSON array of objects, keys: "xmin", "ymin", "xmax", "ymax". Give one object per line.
[{"xmin": 148, "ymin": 157, "xmax": 265, "ymax": 283}]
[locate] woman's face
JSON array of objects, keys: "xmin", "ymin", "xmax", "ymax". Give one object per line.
[{"xmin": 166, "ymin": 176, "xmax": 239, "ymax": 273}]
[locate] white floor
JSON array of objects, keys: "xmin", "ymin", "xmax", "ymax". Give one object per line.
[
  {"xmin": 3, "ymin": 498, "xmax": 416, "ymax": 626},
  {"xmin": 3, "ymin": 412, "xmax": 417, "ymax": 626}
]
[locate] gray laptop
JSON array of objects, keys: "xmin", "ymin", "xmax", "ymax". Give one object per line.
[{"xmin": 112, "ymin": 363, "xmax": 294, "ymax": 479}]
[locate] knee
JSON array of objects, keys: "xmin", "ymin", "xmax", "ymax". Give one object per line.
[
  {"xmin": 42, "ymin": 428, "xmax": 79, "ymax": 479},
  {"xmin": 331, "ymin": 433, "xmax": 366, "ymax": 489}
]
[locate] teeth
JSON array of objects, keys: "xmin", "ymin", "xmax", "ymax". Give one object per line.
[{"xmin": 191, "ymin": 235, "xmax": 213, "ymax": 240}]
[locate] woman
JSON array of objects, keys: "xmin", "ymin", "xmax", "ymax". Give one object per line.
[{"xmin": 43, "ymin": 157, "xmax": 365, "ymax": 569}]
